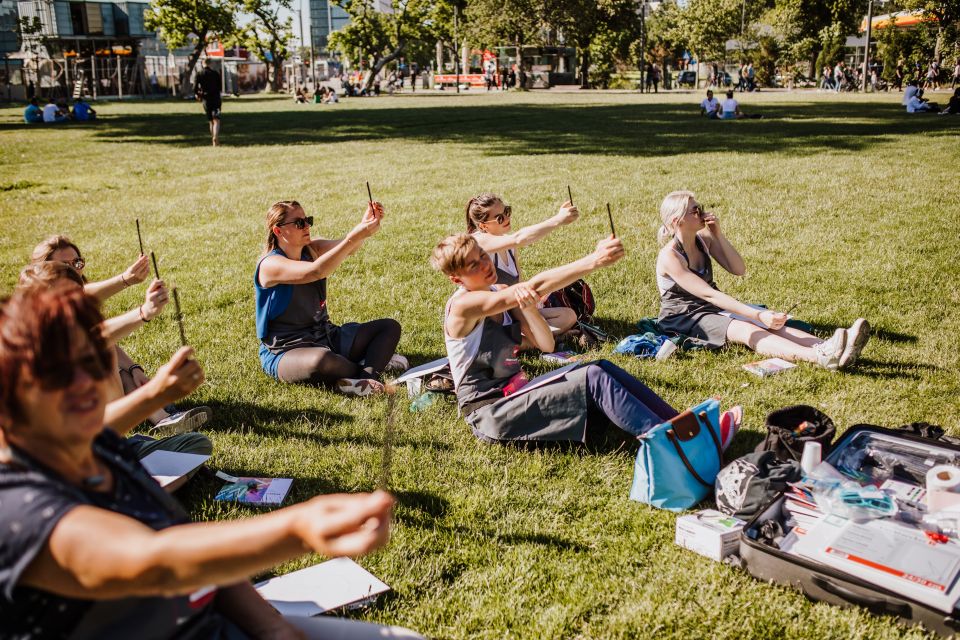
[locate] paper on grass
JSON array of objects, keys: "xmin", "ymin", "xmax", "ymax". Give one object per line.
[
  {"xmin": 140, "ymin": 450, "xmax": 210, "ymax": 488},
  {"xmin": 255, "ymin": 557, "xmax": 391, "ymax": 616},
  {"xmin": 393, "ymin": 357, "xmax": 449, "ymax": 385}
]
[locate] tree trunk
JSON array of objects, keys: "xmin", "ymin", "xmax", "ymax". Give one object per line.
[
  {"xmin": 270, "ymin": 56, "xmax": 283, "ymax": 92},
  {"xmin": 578, "ymin": 46, "xmax": 591, "ymax": 89},
  {"xmin": 363, "ymin": 41, "xmax": 407, "ymax": 92},
  {"xmin": 181, "ymin": 31, "xmax": 207, "ymax": 98},
  {"xmin": 515, "ymin": 38, "xmax": 526, "ymax": 89}
]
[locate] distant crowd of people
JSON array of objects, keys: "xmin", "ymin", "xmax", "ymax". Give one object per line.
[{"xmin": 23, "ymin": 96, "xmax": 96, "ymax": 124}]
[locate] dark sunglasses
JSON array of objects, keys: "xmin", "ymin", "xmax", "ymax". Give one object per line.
[
  {"xmin": 36, "ymin": 353, "xmax": 110, "ymax": 390},
  {"xmin": 691, "ymin": 204, "xmax": 705, "ymax": 218},
  {"xmin": 277, "ymin": 216, "xmax": 314, "ymax": 230},
  {"xmin": 492, "ymin": 206, "xmax": 512, "ymax": 225},
  {"xmin": 67, "ymin": 257, "xmax": 85, "ymax": 270}
]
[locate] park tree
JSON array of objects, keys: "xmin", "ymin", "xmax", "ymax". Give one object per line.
[
  {"xmin": 145, "ymin": 0, "xmax": 238, "ymax": 96},
  {"xmin": 466, "ymin": 0, "xmax": 545, "ymax": 87},
  {"xmin": 669, "ymin": 0, "xmax": 769, "ymax": 64},
  {"xmin": 236, "ymin": 0, "xmax": 294, "ymax": 92},
  {"xmin": 767, "ymin": 0, "xmax": 861, "ymax": 77},
  {"xmin": 899, "ymin": 0, "xmax": 960, "ymax": 62},
  {"xmin": 327, "ymin": 0, "xmax": 432, "ymax": 92},
  {"xmin": 544, "ymin": 0, "xmax": 641, "ymax": 88}
]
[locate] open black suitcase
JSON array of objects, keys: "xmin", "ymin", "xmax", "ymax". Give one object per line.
[{"xmin": 739, "ymin": 425, "xmax": 960, "ymax": 636}]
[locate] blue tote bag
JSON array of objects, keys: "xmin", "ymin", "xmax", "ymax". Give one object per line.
[{"xmin": 630, "ymin": 397, "xmax": 723, "ymax": 512}]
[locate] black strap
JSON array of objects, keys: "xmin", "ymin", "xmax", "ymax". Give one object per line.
[
  {"xmin": 666, "ymin": 410, "xmax": 722, "ymax": 488},
  {"xmin": 462, "ymin": 396, "xmax": 500, "ymax": 417}
]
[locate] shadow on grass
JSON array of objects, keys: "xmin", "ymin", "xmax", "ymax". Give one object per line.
[
  {"xmin": 804, "ymin": 321, "xmax": 917, "ymax": 345},
  {"xmin": 197, "ymin": 398, "xmax": 354, "ymax": 432},
  {"xmin": 6, "ymin": 100, "xmax": 955, "ymax": 157},
  {"xmin": 848, "ymin": 357, "xmax": 938, "ymax": 380}
]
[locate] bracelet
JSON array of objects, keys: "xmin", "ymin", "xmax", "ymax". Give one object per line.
[
  {"xmin": 124, "ymin": 364, "xmax": 145, "ymax": 375},
  {"xmin": 120, "ymin": 273, "xmax": 130, "ymax": 287},
  {"xmin": 139, "ymin": 305, "xmax": 150, "ymax": 323}
]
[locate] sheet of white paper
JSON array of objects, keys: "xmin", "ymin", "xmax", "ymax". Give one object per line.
[
  {"xmin": 140, "ymin": 451, "xmax": 210, "ymax": 488},
  {"xmin": 260, "ymin": 478, "xmax": 293, "ymax": 504},
  {"xmin": 255, "ymin": 557, "xmax": 391, "ymax": 616},
  {"xmin": 393, "ymin": 357, "xmax": 449, "ymax": 384}
]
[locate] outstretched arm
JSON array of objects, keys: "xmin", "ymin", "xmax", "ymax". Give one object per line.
[
  {"xmin": 446, "ymin": 237, "xmax": 623, "ymax": 339},
  {"xmin": 84, "ymin": 255, "xmax": 150, "ymax": 303},
  {"xmin": 258, "ymin": 203, "xmax": 383, "ymax": 287},
  {"xmin": 20, "ymin": 491, "xmax": 394, "ymax": 600},
  {"xmin": 473, "ymin": 202, "xmax": 579, "ymax": 254}
]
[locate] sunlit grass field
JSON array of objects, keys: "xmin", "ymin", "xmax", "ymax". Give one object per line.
[{"xmin": 1, "ymin": 89, "xmax": 959, "ymax": 639}]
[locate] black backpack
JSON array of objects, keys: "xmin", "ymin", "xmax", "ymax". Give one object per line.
[{"xmin": 544, "ymin": 279, "xmax": 595, "ymax": 323}]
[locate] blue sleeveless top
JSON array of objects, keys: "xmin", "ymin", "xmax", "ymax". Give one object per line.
[{"xmin": 254, "ymin": 247, "xmax": 300, "ymax": 377}]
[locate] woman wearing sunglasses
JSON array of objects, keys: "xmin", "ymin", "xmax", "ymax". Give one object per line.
[
  {"xmin": 255, "ymin": 200, "xmax": 403, "ymax": 396},
  {"xmin": 466, "ymin": 193, "xmax": 580, "ymax": 346},
  {"xmin": 30, "ymin": 235, "xmax": 212, "ymax": 432},
  {"xmin": 0, "ymin": 285, "xmax": 421, "ymax": 640},
  {"xmin": 655, "ymin": 190, "xmax": 870, "ymax": 370}
]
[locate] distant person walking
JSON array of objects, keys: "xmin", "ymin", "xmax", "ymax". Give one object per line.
[
  {"xmin": 195, "ymin": 58, "xmax": 222, "ymax": 147},
  {"xmin": 952, "ymin": 59, "xmax": 960, "ymax": 89}
]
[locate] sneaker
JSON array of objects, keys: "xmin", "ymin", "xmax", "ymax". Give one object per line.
[
  {"xmin": 812, "ymin": 328, "xmax": 846, "ymax": 371},
  {"xmin": 838, "ymin": 318, "xmax": 871, "ymax": 369},
  {"xmin": 153, "ymin": 406, "xmax": 212, "ymax": 435},
  {"xmin": 385, "ymin": 354, "xmax": 410, "ymax": 373},
  {"xmin": 719, "ymin": 405, "xmax": 743, "ymax": 451},
  {"xmin": 336, "ymin": 378, "xmax": 385, "ymax": 397}
]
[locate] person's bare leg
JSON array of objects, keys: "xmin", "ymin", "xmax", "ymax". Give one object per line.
[
  {"xmin": 211, "ymin": 117, "xmax": 221, "ymax": 146},
  {"xmin": 539, "ymin": 306, "xmax": 577, "ymax": 335},
  {"xmin": 726, "ymin": 319, "xmax": 821, "ymax": 363},
  {"xmin": 768, "ymin": 324, "xmax": 824, "ymax": 348}
]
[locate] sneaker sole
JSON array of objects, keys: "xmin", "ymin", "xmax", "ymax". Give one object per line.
[
  {"xmin": 154, "ymin": 407, "xmax": 211, "ymax": 436},
  {"xmin": 337, "ymin": 380, "xmax": 385, "ymax": 397},
  {"xmin": 839, "ymin": 319, "xmax": 871, "ymax": 369}
]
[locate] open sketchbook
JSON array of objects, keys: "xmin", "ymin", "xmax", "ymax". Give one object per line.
[
  {"xmin": 215, "ymin": 473, "xmax": 293, "ymax": 506},
  {"xmin": 255, "ymin": 557, "xmax": 391, "ymax": 616},
  {"xmin": 140, "ymin": 451, "xmax": 210, "ymax": 488}
]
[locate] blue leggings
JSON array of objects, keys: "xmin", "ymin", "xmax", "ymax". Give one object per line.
[{"xmin": 585, "ymin": 360, "xmax": 677, "ymax": 437}]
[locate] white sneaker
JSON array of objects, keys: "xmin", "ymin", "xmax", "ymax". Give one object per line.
[
  {"xmin": 153, "ymin": 406, "xmax": 212, "ymax": 435},
  {"xmin": 839, "ymin": 318, "xmax": 871, "ymax": 369},
  {"xmin": 336, "ymin": 378, "xmax": 386, "ymax": 397},
  {"xmin": 385, "ymin": 354, "xmax": 410, "ymax": 373},
  {"xmin": 813, "ymin": 329, "xmax": 846, "ymax": 371}
]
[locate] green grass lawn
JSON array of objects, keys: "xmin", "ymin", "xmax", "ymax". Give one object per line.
[{"xmin": 1, "ymin": 90, "xmax": 959, "ymax": 639}]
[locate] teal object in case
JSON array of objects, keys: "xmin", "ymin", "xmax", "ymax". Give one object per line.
[{"xmin": 630, "ymin": 397, "xmax": 722, "ymax": 511}]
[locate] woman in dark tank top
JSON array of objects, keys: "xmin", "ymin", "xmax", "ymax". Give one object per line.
[
  {"xmin": 654, "ymin": 190, "xmax": 871, "ymax": 370},
  {"xmin": 465, "ymin": 192, "xmax": 580, "ymax": 346}
]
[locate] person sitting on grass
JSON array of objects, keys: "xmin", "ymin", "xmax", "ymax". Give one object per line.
[
  {"xmin": 700, "ymin": 89, "xmax": 721, "ymax": 119},
  {"xmin": 71, "ymin": 97, "xmax": 96, "ymax": 122},
  {"xmin": 0, "ymin": 285, "xmax": 423, "ymax": 640},
  {"xmin": 431, "ymin": 233, "xmax": 743, "ymax": 447},
  {"xmin": 466, "ymin": 193, "xmax": 580, "ymax": 347},
  {"xmin": 16, "ymin": 263, "xmax": 212, "ymax": 490},
  {"xmin": 720, "ymin": 90, "xmax": 743, "ymax": 119},
  {"xmin": 23, "ymin": 97, "xmax": 43, "ymax": 124},
  {"xmin": 654, "ymin": 190, "xmax": 870, "ymax": 371},
  {"xmin": 42, "ymin": 97, "xmax": 68, "ymax": 123},
  {"xmin": 906, "ymin": 87, "xmax": 939, "ymax": 113},
  {"xmin": 941, "ymin": 88, "xmax": 960, "ymax": 114},
  {"xmin": 30, "ymin": 235, "xmax": 212, "ymax": 432},
  {"xmin": 255, "ymin": 200, "xmax": 405, "ymax": 397}
]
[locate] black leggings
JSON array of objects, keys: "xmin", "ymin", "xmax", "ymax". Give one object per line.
[{"xmin": 277, "ymin": 319, "xmax": 401, "ymax": 385}]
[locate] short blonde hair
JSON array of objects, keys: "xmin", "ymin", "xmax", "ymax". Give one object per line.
[
  {"xmin": 31, "ymin": 235, "xmax": 83, "ymax": 265},
  {"xmin": 430, "ymin": 234, "xmax": 480, "ymax": 276},
  {"xmin": 17, "ymin": 262, "xmax": 85, "ymax": 293},
  {"xmin": 657, "ymin": 190, "xmax": 696, "ymax": 245}
]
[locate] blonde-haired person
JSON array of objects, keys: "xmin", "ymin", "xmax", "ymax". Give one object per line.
[
  {"xmin": 432, "ymin": 233, "xmax": 743, "ymax": 447},
  {"xmin": 655, "ymin": 191, "xmax": 869, "ymax": 370},
  {"xmin": 255, "ymin": 200, "xmax": 403, "ymax": 397},
  {"xmin": 466, "ymin": 193, "xmax": 580, "ymax": 345},
  {"xmin": 30, "ymin": 235, "xmax": 211, "ymax": 431}
]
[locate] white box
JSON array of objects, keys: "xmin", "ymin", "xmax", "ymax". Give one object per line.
[{"xmin": 675, "ymin": 509, "xmax": 746, "ymax": 561}]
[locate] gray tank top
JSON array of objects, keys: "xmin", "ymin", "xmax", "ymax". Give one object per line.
[
  {"xmin": 262, "ymin": 249, "xmax": 335, "ymax": 353},
  {"xmin": 492, "ymin": 249, "xmax": 520, "ymax": 286},
  {"xmin": 657, "ymin": 236, "xmax": 722, "ymax": 320},
  {"xmin": 444, "ymin": 291, "xmax": 523, "ymax": 414}
]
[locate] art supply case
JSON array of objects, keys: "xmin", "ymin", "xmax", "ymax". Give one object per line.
[{"xmin": 739, "ymin": 425, "xmax": 960, "ymax": 636}]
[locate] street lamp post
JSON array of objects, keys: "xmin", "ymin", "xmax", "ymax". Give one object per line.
[
  {"xmin": 454, "ymin": 5, "xmax": 460, "ymax": 94},
  {"xmin": 862, "ymin": 0, "xmax": 874, "ymax": 92}
]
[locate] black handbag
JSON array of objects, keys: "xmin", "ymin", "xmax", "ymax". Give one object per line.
[{"xmin": 755, "ymin": 404, "xmax": 835, "ymax": 462}]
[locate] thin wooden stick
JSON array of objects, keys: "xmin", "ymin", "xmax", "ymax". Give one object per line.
[
  {"xmin": 172, "ymin": 287, "xmax": 187, "ymax": 346},
  {"xmin": 606, "ymin": 203, "xmax": 616, "ymax": 238},
  {"xmin": 150, "ymin": 251, "xmax": 160, "ymax": 280},
  {"xmin": 378, "ymin": 393, "xmax": 397, "ymax": 491},
  {"xmin": 136, "ymin": 219, "xmax": 144, "ymax": 256},
  {"xmin": 567, "ymin": 185, "xmax": 573, "ymax": 206},
  {"xmin": 366, "ymin": 181, "xmax": 373, "ymax": 203}
]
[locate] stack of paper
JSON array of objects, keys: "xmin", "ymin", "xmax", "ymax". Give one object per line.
[
  {"xmin": 255, "ymin": 558, "xmax": 391, "ymax": 616},
  {"xmin": 140, "ymin": 451, "xmax": 210, "ymax": 488}
]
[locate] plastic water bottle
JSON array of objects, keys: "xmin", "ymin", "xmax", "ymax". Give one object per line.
[{"xmin": 410, "ymin": 391, "xmax": 442, "ymax": 413}]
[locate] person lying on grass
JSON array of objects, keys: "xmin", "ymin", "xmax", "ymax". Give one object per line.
[
  {"xmin": 466, "ymin": 193, "xmax": 580, "ymax": 346},
  {"xmin": 16, "ymin": 262, "xmax": 212, "ymax": 490},
  {"xmin": 30, "ymin": 235, "xmax": 211, "ymax": 432},
  {"xmin": 432, "ymin": 233, "xmax": 742, "ymax": 446},
  {"xmin": 654, "ymin": 190, "xmax": 869, "ymax": 371},
  {"xmin": 255, "ymin": 199, "xmax": 406, "ymax": 398},
  {"xmin": 0, "ymin": 285, "xmax": 423, "ymax": 640}
]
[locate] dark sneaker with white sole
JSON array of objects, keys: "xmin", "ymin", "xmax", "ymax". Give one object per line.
[{"xmin": 153, "ymin": 406, "xmax": 212, "ymax": 435}]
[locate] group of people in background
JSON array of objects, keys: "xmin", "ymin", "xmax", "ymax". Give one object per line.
[{"xmin": 22, "ymin": 95, "xmax": 96, "ymax": 124}]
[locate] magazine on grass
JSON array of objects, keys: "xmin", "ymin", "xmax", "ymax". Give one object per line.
[
  {"xmin": 214, "ymin": 472, "xmax": 293, "ymax": 505},
  {"xmin": 742, "ymin": 358, "xmax": 797, "ymax": 377}
]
